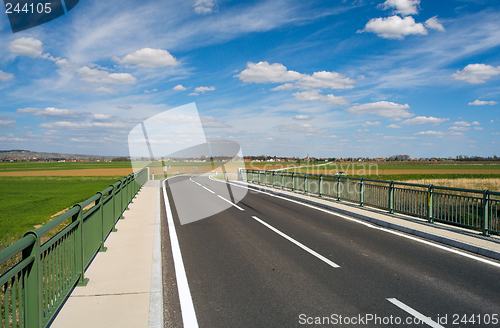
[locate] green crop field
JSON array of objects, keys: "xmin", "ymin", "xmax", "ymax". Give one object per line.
[
  {"xmin": 0, "ymin": 176, "xmax": 125, "ymax": 252},
  {"xmin": 0, "ymin": 161, "xmax": 132, "ymax": 172}
]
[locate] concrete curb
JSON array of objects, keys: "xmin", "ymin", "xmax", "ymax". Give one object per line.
[
  {"xmin": 148, "ymin": 185, "xmax": 164, "ymax": 327},
  {"xmin": 242, "ymin": 182, "xmax": 500, "ymax": 262}
]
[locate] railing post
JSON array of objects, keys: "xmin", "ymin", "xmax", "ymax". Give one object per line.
[
  {"xmin": 360, "ymin": 178, "xmax": 364, "ymax": 207},
  {"xmin": 389, "ymin": 181, "xmax": 394, "ymax": 214},
  {"xmin": 110, "ymin": 184, "xmax": 118, "ymax": 232},
  {"xmin": 272, "ymin": 171, "xmax": 275, "ymax": 188},
  {"xmin": 337, "ymin": 176, "xmax": 340, "ymax": 201},
  {"xmin": 427, "ymin": 184, "xmax": 434, "ymax": 223},
  {"xmin": 319, "ymin": 174, "xmax": 323, "ymax": 197},
  {"xmin": 73, "ymin": 204, "xmax": 89, "ymax": 286},
  {"xmin": 21, "ymin": 232, "xmax": 42, "ymax": 328},
  {"xmin": 304, "ymin": 174, "xmax": 307, "ymax": 193},
  {"xmin": 291, "ymin": 173, "xmax": 295, "ymax": 191},
  {"xmin": 127, "ymin": 175, "xmax": 132, "ymax": 207},
  {"xmin": 482, "ymin": 190, "xmax": 490, "ymax": 236},
  {"xmin": 281, "ymin": 172, "xmax": 284, "ymax": 190},
  {"xmin": 96, "ymin": 191, "xmax": 107, "ymax": 252},
  {"xmin": 119, "ymin": 180, "xmax": 125, "ymax": 219}
]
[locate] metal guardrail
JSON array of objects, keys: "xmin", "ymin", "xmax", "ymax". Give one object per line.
[
  {"xmin": 242, "ymin": 169, "xmax": 500, "ymax": 236},
  {"xmin": 0, "ymin": 168, "xmax": 148, "ymax": 328}
]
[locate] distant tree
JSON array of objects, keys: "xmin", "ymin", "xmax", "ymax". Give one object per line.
[{"xmin": 112, "ymin": 157, "xmax": 130, "ymax": 162}]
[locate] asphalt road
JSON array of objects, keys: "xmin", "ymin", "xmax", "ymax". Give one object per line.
[{"xmin": 161, "ymin": 175, "xmax": 500, "ymax": 328}]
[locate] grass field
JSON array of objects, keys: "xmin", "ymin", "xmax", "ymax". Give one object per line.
[
  {"xmin": 1, "ymin": 159, "xmax": 499, "ymax": 251},
  {"xmin": 244, "ymin": 161, "xmax": 500, "ymax": 191},
  {"xmin": 0, "ymin": 161, "xmax": 132, "ymax": 172},
  {"xmin": 0, "ymin": 176, "xmax": 125, "ymax": 252}
]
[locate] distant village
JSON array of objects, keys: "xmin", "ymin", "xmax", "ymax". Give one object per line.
[{"xmin": 1, "ymin": 150, "xmax": 498, "ymax": 163}]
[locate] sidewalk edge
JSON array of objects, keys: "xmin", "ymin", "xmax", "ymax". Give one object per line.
[{"xmin": 148, "ymin": 184, "xmax": 164, "ymax": 327}]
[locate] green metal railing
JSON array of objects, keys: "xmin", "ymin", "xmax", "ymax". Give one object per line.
[
  {"xmin": 242, "ymin": 169, "xmax": 500, "ymax": 236},
  {"xmin": 0, "ymin": 168, "xmax": 148, "ymax": 328}
]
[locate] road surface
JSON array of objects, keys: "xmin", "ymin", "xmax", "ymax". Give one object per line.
[{"xmin": 161, "ymin": 175, "xmax": 500, "ymax": 328}]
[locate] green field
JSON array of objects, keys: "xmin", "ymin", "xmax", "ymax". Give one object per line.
[
  {"xmin": 0, "ymin": 161, "xmax": 132, "ymax": 172},
  {"xmin": 0, "ymin": 176, "xmax": 125, "ymax": 251}
]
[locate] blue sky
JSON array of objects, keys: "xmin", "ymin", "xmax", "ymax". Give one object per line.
[{"xmin": 0, "ymin": 0, "xmax": 499, "ymax": 158}]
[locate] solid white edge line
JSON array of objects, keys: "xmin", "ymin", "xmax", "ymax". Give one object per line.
[
  {"xmin": 209, "ymin": 177, "xmax": 500, "ymax": 269},
  {"xmin": 387, "ymin": 298, "xmax": 444, "ymax": 328},
  {"xmin": 251, "ymin": 216, "xmax": 340, "ymax": 268},
  {"xmin": 162, "ymin": 179, "xmax": 199, "ymax": 328},
  {"xmin": 149, "ymin": 184, "xmax": 164, "ymax": 328},
  {"xmin": 217, "ymin": 195, "xmax": 245, "ymax": 211},
  {"xmin": 202, "ymin": 186, "xmax": 215, "ymax": 194}
]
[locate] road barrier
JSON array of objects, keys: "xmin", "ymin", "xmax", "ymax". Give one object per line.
[
  {"xmin": 242, "ymin": 169, "xmax": 500, "ymax": 236},
  {"xmin": 0, "ymin": 168, "xmax": 148, "ymax": 328}
]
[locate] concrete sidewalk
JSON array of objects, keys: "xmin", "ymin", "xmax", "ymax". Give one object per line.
[
  {"xmin": 237, "ymin": 180, "xmax": 500, "ymax": 262},
  {"xmin": 50, "ymin": 180, "xmax": 163, "ymax": 328}
]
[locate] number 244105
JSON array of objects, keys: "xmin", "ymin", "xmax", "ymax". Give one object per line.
[{"xmin": 5, "ymin": 3, "xmax": 52, "ymax": 14}]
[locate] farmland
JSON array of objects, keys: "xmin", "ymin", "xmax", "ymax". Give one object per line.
[
  {"xmin": 244, "ymin": 161, "xmax": 500, "ymax": 191},
  {"xmin": 0, "ymin": 175, "xmax": 126, "ymax": 252},
  {"xmin": 1, "ymin": 159, "xmax": 499, "ymax": 250}
]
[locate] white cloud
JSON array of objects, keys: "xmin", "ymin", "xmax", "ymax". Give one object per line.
[
  {"xmin": 0, "ymin": 135, "xmax": 25, "ymax": 142},
  {"xmin": 472, "ymin": 121, "xmax": 480, "ymax": 125},
  {"xmin": 415, "ymin": 130, "xmax": 464, "ymax": 137},
  {"xmin": 387, "ymin": 124, "xmax": 401, "ymax": 128},
  {"xmin": 492, "ymin": 132, "xmax": 500, "ymax": 135},
  {"xmin": 70, "ymin": 137, "xmax": 92, "ymax": 142},
  {"xmin": 173, "ymin": 84, "xmax": 186, "ymax": 91},
  {"xmin": 0, "ymin": 120, "xmax": 16, "ymax": 127},
  {"xmin": 448, "ymin": 126, "xmax": 470, "ymax": 131},
  {"xmin": 194, "ymin": 86, "xmax": 215, "ymax": 93},
  {"xmin": 144, "ymin": 88, "xmax": 158, "ymax": 93},
  {"xmin": 474, "ymin": 127, "xmax": 484, "ymax": 130},
  {"xmin": 0, "ymin": 70, "xmax": 14, "ymax": 82},
  {"xmin": 92, "ymin": 114, "xmax": 118, "ymax": 123},
  {"xmin": 363, "ymin": 121, "xmax": 381, "ymax": 126},
  {"xmin": 453, "ymin": 121, "xmax": 471, "ymax": 127},
  {"xmin": 9, "ymin": 37, "xmax": 43, "ymax": 58},
  {"xmin": 95, "ymin": 86, "xmax": 118, "ymax": 94},
  {"xmin": 275, "ymin": 123, "xmax": 324, "ymax": 133},
  {"xmin": 293, "ymin": 90, "xmax": 349, "ymax": 106},
  {"xmin": 271, "ymin": 83, "xmax": 295, "ymax": 91},
  {"xmin": 39, "ymin": 121, "xmax": 125, "ymax": 129},
  {"xmin": 17, "ymin": 107, "xmax": 91, "ymax": 121},
  {"xmin": 194, "ymin": 0, "xmax": 216, "ymax": 14},
  {"xmin": 469, "ymin": 100, "xmax": 498, "ymax": 106},
  {"xmin": 346, "ymin": 101, "xmax": 413, "ymax": 119},
  {"xmin": 237, "ymin": 62, "xmax": 355, "ymax": 90},
  {"xmin": 236, "ymin": 62, "xmax": 302, "ymax": 83},
  {"xmin": 54, "ymin": 58, "xmax": 73, "ymax": 69},
  {"xmin": 188, "ymin": 92, "xmax": 199, "ymax": 96},
  {"xmin": 200, "ymin": 116, "xmax": 231, "ymax": 128},
  {"xmin": 295, "ymin": 71, "xmax": 355, "ymax": 90},
  {"xmin": 402, "ymin": 116, "xmax": 449, "ymax": 125},
  {"xmin": 118, "ymin": 48, "xmax": 179, "ymax": 68},
  {"xmin": 77, "ymin": 66, "xmax": 137, "ymax": 85},
  {"xmin": 361, "ymin": 15, "xmax": 427, "ymax": 40},
  {"xmin": 293, "ymin": 115, "xmax": 311, "ymax": 121},
  {"xmin": 425, "ymin": 16, "xmax": 445, "ymax": 32},
  {"xmin": 452, "ymin": 64, "xmax": 500, "ymax": 84},
  {"xmin": 16, "ymin": 107, "xmax": 39, "ymax": 113},
  {"xmin": 380, "ymin": 0, "xmax": 420, "ymax": 16},
  {"xmin": 117, "ymin": 105, "xmax": 132, "ymax": 110}
]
